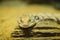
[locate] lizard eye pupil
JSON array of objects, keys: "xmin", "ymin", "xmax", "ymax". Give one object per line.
[{"xmin": 34, "ymin": 16, "xmax": 39, "ymax": 20}]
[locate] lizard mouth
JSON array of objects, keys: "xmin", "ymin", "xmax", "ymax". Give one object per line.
[{"xmin": 19, "ymin": 23, "xmax": 36, "ymax": 28}]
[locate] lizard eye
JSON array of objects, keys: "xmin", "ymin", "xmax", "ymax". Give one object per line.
[
  {"xmin": 30, "ymin": 15, "xmax": 40, "ymax": 22},
  {"xmin": 34, "ymin": 16, "xmax": 39, "ymax": 20},
  {"xmin": 33, "ymin": 16, "xmax": 40, "ymax": 22}
]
